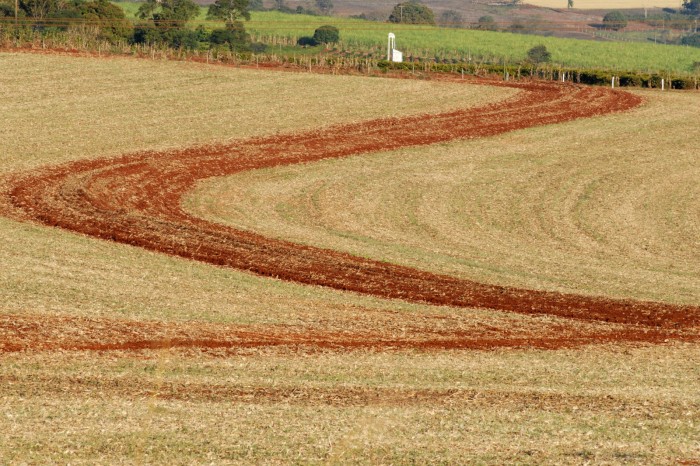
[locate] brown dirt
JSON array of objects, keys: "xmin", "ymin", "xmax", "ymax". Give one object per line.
[
  {"xmin": 1, "ymin": 313, "xmax": 697, "ymax": 355},
  {"xmin": 2, "ymin": 58, "xmax": 698, "ymax": 353}
]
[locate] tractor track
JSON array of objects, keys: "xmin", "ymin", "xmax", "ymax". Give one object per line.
[{"xmin": 2, "ymin": 65, "xmax": 699, "ymax": 353}]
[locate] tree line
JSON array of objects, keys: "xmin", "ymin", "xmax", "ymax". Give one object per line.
[
  {"xmin": 0, "ymin": 0, "xmax": 345, "ymax": 50},
  {"xmin": 2, "ymin": 0, "xmax": 698, "ymax": 51}
]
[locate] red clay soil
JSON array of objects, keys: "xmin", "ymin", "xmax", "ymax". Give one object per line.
[
  {"xmin": 1, "ymin": 313, "xmax": 697, "ymax": 355},
  {"xmin": 2, "ymin": 68, "xmax": 699, "ymax": 353}
]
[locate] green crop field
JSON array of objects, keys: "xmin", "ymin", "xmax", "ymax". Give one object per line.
[
  {"xmin": 246, "ymin": 12, "xmax": 700, "ymax": 73},
  {"xmin": 111, "ymin": 4, "xmax": 700, "ymax": 74}
]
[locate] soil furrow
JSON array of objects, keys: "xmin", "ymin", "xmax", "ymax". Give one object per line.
[{"xmin": 3, "ymin": 71, "xmax": 698, "ymax": 353}]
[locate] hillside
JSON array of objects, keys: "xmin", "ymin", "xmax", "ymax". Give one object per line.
[{"xmin": 244, "ymin": 0, "xmax": 693, "ymax": 42}]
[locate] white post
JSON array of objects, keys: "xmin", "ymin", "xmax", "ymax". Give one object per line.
[
  {"xmin": 612, "ymin": 76, "xmax": 615, "ymax": 89},
  {"xmin": 661, "ymin": 78, "xmax": 665, "ymax": 91},
  {"xmin": 388, "ymin": 33, "xmax": 396, "ymax": 61}
]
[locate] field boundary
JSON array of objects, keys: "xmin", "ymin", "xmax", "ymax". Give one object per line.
[{"xmin": 2, "ymin": 44, "xmax": 699, "ymax": 90}]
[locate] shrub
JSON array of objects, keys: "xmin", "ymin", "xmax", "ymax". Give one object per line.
[
  {"xmin": 297, "ymin": 36, "xmax": 317, "ymax": 46},
  {"xmin": 132, "ymin": 22, "xmax": 161, "ymax": 45},
  {"xmin": 439, "ymin": 10, "xmax": 463, "ymax": 28},
  {"xmin": 579, "ymin": 70, "xmax": 611, "ymax": 85},
  {"xmin": 477, "ymin": 15, "xmax": 498, "ymax": 31},
  {"xmin": 681, "ymin": 33, "xmax": 700, "ymax": 47},
  {"xmin": 619, "ymin": 73, "xmax": 642, "ymax": 87},
  {"xmin": 603, "ymin": 11, "xmax": 628, "ymax": 30},
  {"xmin": 527, "ymin": 45, "xmax": 551, "ymax": 63},
  {"xmin": 509, "ymin": 19, "xmax": 538, "ymax": 34},
  {"xmin": 209, "ymin": 21, "xmax": 250, "ymax": 50},
  {"xmin": 645, "ymin": 74, "xmax": 663, "ymax": 88},
  {"xmin": 0, "ymin": 3, "xmax": 15, "ymax": 17},
  {"xmin": 313, "ymin": 25, "xmax": 339, "ymax": 44},
  {"xmin": 164, "ymin": 28, "xmax": 203, "ymax": 50},
  {"xmin": 671, "ymin": 77, "xmax": 696, "ymax": 89}
]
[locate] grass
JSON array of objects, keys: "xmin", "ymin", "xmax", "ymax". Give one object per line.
[
  {"xmin": 187, "ymin": 89, "xmax": 700, "ymax": 306},
  {"xmin": 0, "ymin": 51, "xmax": 514, "ymax": 323},
  {"xmin": 245, "ymin": 12, "xmax": 700, "ymax": 74},
  {"xmin": 1, "ymin": 345, "xmax": 699, "ymax": 463},
  {"xmin": 0, "ymin": 52, "xmax": 510, "ymax": 172},
  {"xmin": 111, "ymin": 4, "xmax": 700, "ymax": 74},
  {"xmin": 1, "ymin": 52, "xmax": 699, "ymax": 463}
]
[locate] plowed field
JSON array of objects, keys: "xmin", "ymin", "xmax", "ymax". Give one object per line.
[
  {"xmin": 1, "ymin": 52, "xmax": 698, "ymax": 464},
  {"xmin": 3, "ymin": 68, "xmax": 699, "ymax": 352}
]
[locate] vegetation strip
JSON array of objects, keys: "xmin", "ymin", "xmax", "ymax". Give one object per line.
[{"xmin": 3, "ymin": 68, "xmax": 698, "ymax": 348}]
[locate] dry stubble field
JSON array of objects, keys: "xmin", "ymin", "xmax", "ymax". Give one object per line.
[{"xmin": 0, "ymin": 52, "xmax": 699, "ymax": 464}]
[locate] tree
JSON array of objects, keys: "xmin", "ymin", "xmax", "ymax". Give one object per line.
[
  {"xmin": 315, "ymin": 0, "xmax": 332, "ymax": 15},
  {"xmin": 297, "ymin": 35, "xmax": 316, "ymax": 46},
  {"xmin": 602, "ymin": 10, "xmax": 627, "ymax": 30},
  {"xmin": 568, "ymin": 0, "xmax": 574, "ymax": 8},
  {"xmin": 0, "ymin": 2, "xmax": 14, "ymax": 17},
  {"xmin": 207, "ymin": 0, "xmax": 250, "ymax": 26},
  {"xmin": 18, "ymin": 0, "xmax": 61, "ymax": 22},
  {"xmin": 388, "ymin": 1, "xmax": 435, "ymax": 25},
  {"xmin": 137, "ymin": 0, "xmax": 200, "ymax": 27},
  {"xmin": 313, "ymin": 24, "xmax": 338, "ymax": 43},
  {"xmin": 477, "ymin": 15, "xmax": 497, "ymax": 31},
  {"xmin": 527, "ymin": 44, "xmax": 551, "ymax": 63},
  {"xmin": 135, "ymin": 0, "xmax": 200, "ymax": 48},
  {"xmin": 210, "ymin": 20, "xmax": 250, "ymax": 50},
  {"xmin": 18, "ymin": 0, "xmax": 87, "ymax": 30},
  {"xmin": 81, "ymin": 0, "xmax": 132, "ymax": 41},
  {"xmin": 681, "ymin": 33, "xmax": 700, "ymax": 46},
  {"xmin": 439, "ymin": 9, "xmax": 462, "ymax": 28},
  {"xmin": 683, "ymin": 0, "xmax": 699, "ymax": 15}
]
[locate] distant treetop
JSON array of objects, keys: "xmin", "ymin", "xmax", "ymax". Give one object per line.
[
  {"xmin": 388, "ymin": 2, "xmax": 435, "ymax": 25},
  {"xmin": 683, "ymin": 0, "xmax": 699, "ymax": 15},
  {"xmin": 602, "ymin": 10, "xmax": 628, "ymax": 30}
]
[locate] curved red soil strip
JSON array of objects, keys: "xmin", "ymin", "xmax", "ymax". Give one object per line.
[{"xmin": 3, "ymin": 74, "xmax": 699, "ymax": 338}]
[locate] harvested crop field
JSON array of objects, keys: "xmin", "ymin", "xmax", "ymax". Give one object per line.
[{"xmin": 0, "ymin": 51, "xmax": 698, "ymax": 463}]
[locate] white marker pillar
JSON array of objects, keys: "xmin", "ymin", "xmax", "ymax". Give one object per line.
[
  {"xmin": 387, "ymin": 33, "xmax": 403, "ymax": 63},
  {"xmin": 388, "ymin": 33, "xmax": 395, "ymax": 61}
]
